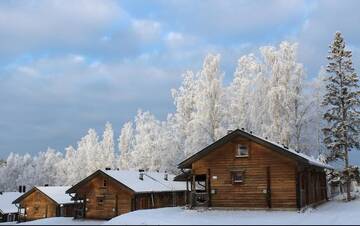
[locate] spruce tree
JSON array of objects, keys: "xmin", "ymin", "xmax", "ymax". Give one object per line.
[{"xmin": 322, "ymin": 32, "xmax": 360, "ymax": 201}]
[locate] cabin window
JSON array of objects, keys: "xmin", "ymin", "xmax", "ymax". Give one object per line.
[
  {"xmin": 231, "ymin": 171, "xmax": 245, "ymax": 183},
  {"xmin": 103, "ymin": 179, "xmax": 107, "ymax": 187},
  {"xmin": 236, "ymin": 144, "xmax": 249, "ymax": 157},
  {"xmin": 96, "ymin": 196, "xmax": 104, "ymax": 206}
]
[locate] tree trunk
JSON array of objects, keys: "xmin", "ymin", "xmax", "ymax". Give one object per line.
[{"xmin": 345, "ymin": 148, "xmax": 351, "ymax": 201}]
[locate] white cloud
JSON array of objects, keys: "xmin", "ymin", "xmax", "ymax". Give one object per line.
[
  {"xmin": 131, "ymin": 19, "xmax": 162, "ymax": 42},
  {"xmin": 155, "ymin": 0, "xmax": 307, "ymax": 39},
  {"xmin": 0, "ymin": 0, "xmax": 122, "ymax": 55},
  {"xmin": 296, "ymin": 0, "xmax": 360, "ymax": 75}
]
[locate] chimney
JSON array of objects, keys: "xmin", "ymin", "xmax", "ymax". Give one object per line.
[
  {"xmin": 0, "ymin": 191, "xmax": 3, "ymax": 195},
  {"xmin": 139, "ymin": 172, "xmax": 144, "ymax": 180},
  {"xmin": 18, "ymin": 185, "xmax": 22, "ymax": 193},
  {"xmin": 241, "ymin": 128, "xmax": 245, "ymax": 131},
  {"xmin": 44, "ymin": 184, "xmax": 49, "ymax": 187},
  {"xmin": 250, "ymin": 131, "xmax": 253, "ymax": 134},
  {"xmin": 227, "ymin": 130, "xmax": 233, "ymax": 134},
  {"xmin": 22, "ymin": 185, "xmax": 26, "ymax": 193},
  {"xmin": 105, "ymin": 167, "xmax": 111, "ymax": 171},
  {"xmin": 164, "ymin": 171, "xmax": 168, "ymax": 181}
]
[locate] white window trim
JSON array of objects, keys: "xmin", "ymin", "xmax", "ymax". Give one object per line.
[{"xmin": 235, "ymin": 144, "xmax": 249, "ymax": 157}]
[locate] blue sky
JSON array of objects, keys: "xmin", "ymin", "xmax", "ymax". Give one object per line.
[{"xmin": 0, "ymin": 0, "xmax": 360, "ymax": 162}]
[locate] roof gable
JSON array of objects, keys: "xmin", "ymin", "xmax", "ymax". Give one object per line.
[
  {"xmin": 66, "ymin": 169, "xmax": 186, "ymax": 194},
  {"xmin": 178, "ymin": 129, "xmax": 332, "ymax": 169},
  {"xmin": 66, "ymin": 170, "xmax": 135, "ymax": 194},
  {"xmin": 13, "ymin": 186, "xmax": 72, "ymax": 205}
]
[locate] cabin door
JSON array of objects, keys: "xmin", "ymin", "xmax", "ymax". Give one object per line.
[{"xmin": 266, "ymin": 167, "xmax": 272, "ymax": 208}]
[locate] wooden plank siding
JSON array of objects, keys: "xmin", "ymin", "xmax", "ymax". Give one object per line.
[
  {"xmin": 18, "ymin": 190, "xmax": 58, "ymax": 221},
  {"xmin": 74, "ymin": 174, "xmax": 133, "ymax": 220},
  {"xmin": 191, "ymin": 138, "xmax": 299, "ymax": 209},
  {"xmin": 134, "ymin": 192, "xmax": 186, "ymax": 210},
  {"xmin": 72, "ymin": 172, "xmax": 186, "ymax": 220}
]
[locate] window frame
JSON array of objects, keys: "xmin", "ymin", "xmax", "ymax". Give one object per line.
[
  {"xmin": 231, "ymin": 170, "xmax": 245, "ymax": 184},
  {"xmin": 235, "ymin": 143, "xmax": 249, "ymax": 158}
]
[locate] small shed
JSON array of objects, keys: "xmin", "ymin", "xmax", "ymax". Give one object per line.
[
  {"xmin": 12, "ymin": 186, "xmax": 75, "ymax": 222},
  {"xmin": 0, "ymin": 192, "xmax": 22, "ymax": 222},
  {"xmin": 66, "ymin": 169, "xmax": 186, "ymax": 220}
]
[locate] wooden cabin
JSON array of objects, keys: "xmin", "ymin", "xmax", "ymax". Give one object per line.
[
  {"xmin": 0, "ymin": 192, "xmax": 21, "ymax": 222},
  {"xmin": 13, "ymin": 186, "xmax": 75, "ymax": 222},
  {"xmin": 176, "ymin": 129, "xmax": 332, "ymax": 210},
  {"xmin": 66, "ymin": 169, "xmax": 186, "ymax": 220}
]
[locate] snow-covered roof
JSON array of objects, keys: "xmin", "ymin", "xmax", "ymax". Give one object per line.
[
  {"xmin": 36, "ymin": 186, "xmax": 73, "ymax": 205},
  {"xmin": 178, "ymin": 129, "xmax": 334, "ymax": 169},
  {"xmin": 0, "ymin": 192, "xmax": 21, "ymax": 214},
  {"xmin": 101, "ymin": 169, "xmax": 186, "ymax": 193},
  {"xmin": 263, "ymin": 138, "xmax": 334, "ymax": 169}
]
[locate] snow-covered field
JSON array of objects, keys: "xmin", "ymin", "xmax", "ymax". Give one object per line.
[
  {"xmin": 16, "ymin": 217, "xmax": 105, "ymax": 225},
  {"xmin": 3, "ymin": 197, "xmax": 360, "ymax": 225},
  {"xmin": 105, "ymin": 199, "xmax": 360, "ymax": 225}
]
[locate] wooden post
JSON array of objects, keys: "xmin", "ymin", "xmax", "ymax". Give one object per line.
[
  {"xmin": 306, "ymin": 169, "xmax": 310, "ymax": 205},
  {"xmin": 45, "ymin": 205, "xmax": 48, "ymax": 218},
  {"xmin": 207, "ymin": 168, "xmax": 212, "ymax": 207},
  {"xmin": 191, "ymin": 174, "xmax": 196, "ymax": 207},
  {"xmin": 115, "ymin": 194, "xmax": 118, "ymax": 216},
  {"xmin": 295, "ymin": 169, "xmax": 301, "ymax": 210},
  {"xmin": 83, "ymin": 195, "xmax": 86, "ymax": 218},
  {"xmin": 266, "ymin": 167, "xmax": 272, "ymax": 209},
  {"xmin": 185, "ymin": 180, "xmax": 189, "ymax": 204}
]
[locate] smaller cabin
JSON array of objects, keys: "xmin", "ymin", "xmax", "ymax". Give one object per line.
[
  {"xmin": 0, "ymin": 192, "xmax": 22, "ymax": 222},
  {"xmin": 12, "ymin": 186, "xmax": 75, "ymax": 222},
  {"xmin": 66, "ymin": 169, "xmax": 186, "ymax": 220}
]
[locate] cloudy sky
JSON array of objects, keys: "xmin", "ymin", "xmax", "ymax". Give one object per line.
[{"xmin": 0, "ymin": 0, "xmax": 360, "ymax": 161}]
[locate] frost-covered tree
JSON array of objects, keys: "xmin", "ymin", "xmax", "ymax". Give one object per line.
[
  {"xmin": 184, "ymin": 54, "xmax": 226, "ymax": 156},
  {"xmin": 304, "ymin": 68, "xmax": 328, "ymax": 155},
  {"xmin": 62, "ymin": 146, "xmax": 78, "ymax": 185},
  {"xmin": 322, "ymin": 32, "xmax": 360, "ymax": 201},
  {"xmin": 75, "ymin": 129, "xmax": 100, "ymax": 178},
  {"xmin": 131, "ymin": 110, "xmax": 162, "ymax": 170},
  {"xmin": 0, "ymin": 153, "xmax": 33, "ymax": 191},
  {"xmin": 100, "ymin": 122, "xmax": 116, "ymax": 169},
  {"xmin": 118, "ymin": 121, "xmax": 134, "ymax": 169},
  {"xmin": 30, "ymin": 148, "xmax": 63, "ymax": 186},
  {"xmin": 171, "ymin": 71, "xmax": 197, "ymax": 157},
  {"xmin": 227, "ymin": 54, "xmax": 259, "ymax": 131},
  {"xmin": 261, "ymin": 42, "xmax": 307, "ymax": 147}
]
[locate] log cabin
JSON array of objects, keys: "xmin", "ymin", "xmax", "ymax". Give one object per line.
[
  {"xmin": 66, "ymin": 169, "xmax": 186, "ymax": 220},
  {"xmin": 0, "ymin": 192, "xmax": 21, "ymax": 222},
  {"xmin": 176, "ymin": 129, "xmax": 333, "ymax": 210},
  {"xmin": 12, "ymin": 186, "xmax": 75, "ymax": 222}
]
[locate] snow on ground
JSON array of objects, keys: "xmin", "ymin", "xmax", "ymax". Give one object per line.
[
  {"xmin": 16, "ymin": 217, "xmax": 106, "ymax": 225},
  {"xmin": 0, "ymin": 222, "xmax": 17, "ymax": 225},
  {"xmin": 105, "ymin": 199, "xmax": 360, "ymax": 225}
]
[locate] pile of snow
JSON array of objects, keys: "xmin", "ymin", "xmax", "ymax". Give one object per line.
[
  {"xmin": 17, "ymin": 217, "xmax": 106, "ymax": 225},
  {"xmin": 105, "ymin": 199, "xmax": 360, "ymax": 225},
  {"xmin": 36, "ymin": 186, "xmax": 73, "ymax": 204},
  {"xmin": 0, "ymin": 192, "xmax": 22, "ymax": 214},
  {"xmin": 101, "ymin": 170, "xmax": 186, "ymax": 193}
]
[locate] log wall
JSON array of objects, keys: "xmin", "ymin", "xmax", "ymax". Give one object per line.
[
  {"xmin": 192, "ymin": 138, "xmax": 298, "ymax": 209},
  {"xmin": 19, "ymin": 190, "xmax": 58, "ymax": 221}
]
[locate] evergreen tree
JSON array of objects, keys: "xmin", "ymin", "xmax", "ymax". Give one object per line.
[{"xmin": 322, "ymin": 32, "xmax": 360, "ymax": 201}]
